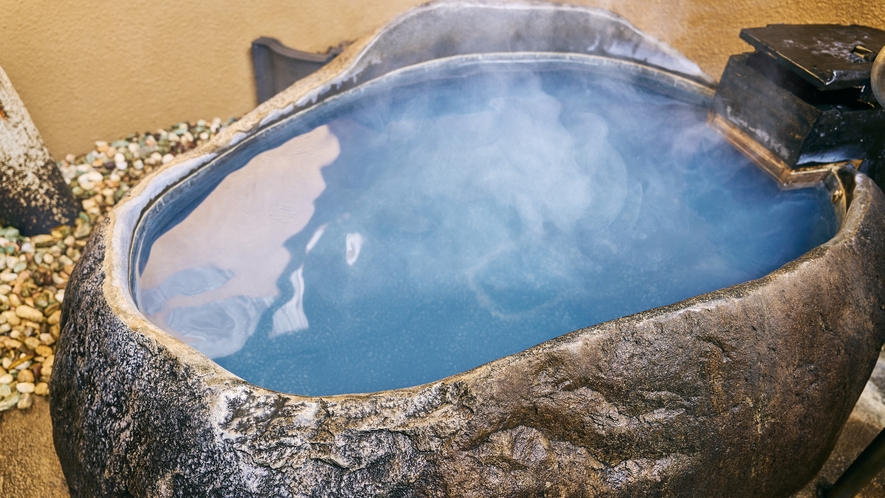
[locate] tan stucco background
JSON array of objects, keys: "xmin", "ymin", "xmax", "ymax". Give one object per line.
[{"xmin": 1, "ymin": 0, "xmax": 884, "ymax": 157}]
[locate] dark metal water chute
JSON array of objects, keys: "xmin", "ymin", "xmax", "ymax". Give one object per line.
[
  {"xmin": 711, "ymin": 24, "xmax": 885, "ymax": 189},
  {"xmin": 251, "ymin": 37, "xmax": 343, "ymax": 105}
]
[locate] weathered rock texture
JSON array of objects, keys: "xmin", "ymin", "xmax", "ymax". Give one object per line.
[
  {"xmin": 0, "ymin": 64, "xmax": 77, "ymax": 235},
  {"xmin": 50, "ymin": 171, "xmax": 885, "ymax": 497},
  {"xmin": 48, "ymin": 2, "xmax": 885, "ymax": 496}
]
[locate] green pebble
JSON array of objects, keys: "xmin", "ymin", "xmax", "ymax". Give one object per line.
[
  {"xmin": 71, "ymin": 186, "xmax": 84, "ymax": 196},
  {"xmin": 0, "ymin": 391, "xmax": 20, "ymax": 411},
  {"xmin": 13, "ymin": 262, "xmax": 26, "ymax": 272}
]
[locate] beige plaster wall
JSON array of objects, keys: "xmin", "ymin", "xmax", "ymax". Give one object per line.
[{"xmin": 1, "ymin": 0, "xmax": 883, "ymax": 157}]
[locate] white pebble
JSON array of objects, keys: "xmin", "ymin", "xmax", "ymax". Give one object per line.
[
  {"xmin": 77, "ymin": 173, "xmax": 94, "ymax": 190},
  {"xmin": 0, "ymin": 273, "xmax": 17, "ymax": 283},
  {"xmin": 168, "ymin": 133, "xmax": 180, "ymax": 143},
  {"xmin": 17, "ymin": 392, "xmax": 32, "ymax": 409},
  {"xmin": 0, "ymin": 374, "xmax": 12, "ymax": 384},
  {"xmin": 87, "ymin": 171, "xmax": 103, "ymax": 183},
  {"xmin": 133, "ymin": 159, "xmax": 144, "ymax": 170},
  {"xmin": 149, "ymin": 152, "xmax": 162, "ymax": 164},
  {"xmin": 162, "ymin": 153, "xmax": 174, "ymax": 164},
  {"xmin": 0, "ymin": 358, "xmax": 10, "ymax": 369},
  {"xmin": 115, "ymin": 161, "xmax": 127, "ymax": 170},
  {"xmin": 128, "ymin": 142, "xmax": 140, "ymax": 154},
  {"xmin": 199, "ymin": 132, "xmax": 209, "ymax": 140},
  {"xmin": 16, "ymin": 382, "xmax": 35, "ymax": 394},
  {"xmin": 55, "ymin": 290, "xmax": 65, "ymax": 303},
  {"xmin": 0, "ymin": 284, "xmax": 10, "ymax": 294},
  {"xmin": 20, "ymin": 242, "xmax": 33, "ymax": 253},
  {"xmin": 65, "ymin": 153, "xmax": 76, "ymax": 162},
  {"xmin": 109, "ymin": 172, "xmax": 121, "ymax": 182}
]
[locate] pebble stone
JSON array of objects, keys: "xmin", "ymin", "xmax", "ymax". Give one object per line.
[
  {"xmin": 0, "ymin": 116, "xmax": 236, "ymax": 412},
  {"xmin": 14, "ymin": 304, "xmax": 44, "ymax": 323},
  {"xmin": 16, "ymin": 368, "xmax": 34, "ymax": 383},
  {"xmin": 16, "ymin": 391, "xmax": 32, "ymax": 409}
]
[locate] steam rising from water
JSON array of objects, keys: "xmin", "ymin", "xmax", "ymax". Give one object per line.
[{"xmin": 134, "ymin": 61, "xmax": 836, "ymax": 395}]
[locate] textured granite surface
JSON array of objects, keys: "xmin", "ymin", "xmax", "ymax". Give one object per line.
[
  {"xmin": 0, "ymin": 64, "xmax": 77, "ymax": 235},
  {"xmin": 50, "ymin": 169, "xmax": 885, "ymax": 496}
]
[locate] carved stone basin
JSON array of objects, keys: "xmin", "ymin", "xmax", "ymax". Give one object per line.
[{"xmin": 50, "ymin": 2, "xmax": 885, "ymax": 496}]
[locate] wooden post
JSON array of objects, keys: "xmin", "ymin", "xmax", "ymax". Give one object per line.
[{"xmin": 0, "ymin": 64, "xmax": 77, "ymax": 235}]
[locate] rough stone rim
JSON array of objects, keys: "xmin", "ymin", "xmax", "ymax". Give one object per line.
[{"xmin": 98, "ymin": 0, "xmax": 852, "ymax": 401}]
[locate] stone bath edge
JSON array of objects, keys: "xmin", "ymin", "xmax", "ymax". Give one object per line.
[{"xmin": 50, "ymin": 2, "xmax": 885, "ymax": 496}]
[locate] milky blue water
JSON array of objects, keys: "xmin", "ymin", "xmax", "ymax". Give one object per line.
[{"xmin": 133, "ymin": 58, "xmax": 837, "ymax": 396}]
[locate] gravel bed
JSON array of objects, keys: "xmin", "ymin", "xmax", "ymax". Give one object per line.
[{"xmin": 0, "ymin": 117, "xmax": 236, "ymax": 411}]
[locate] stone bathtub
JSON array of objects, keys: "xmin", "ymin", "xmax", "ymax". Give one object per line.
[{"xmin": 51, "ymin": 1, "xmax": 885, "ymax": 496}]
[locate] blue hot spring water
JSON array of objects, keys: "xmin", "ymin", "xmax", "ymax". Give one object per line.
[{"xmin": 133, "ymin": 58, "xmax": 837, "ymax": 396}]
